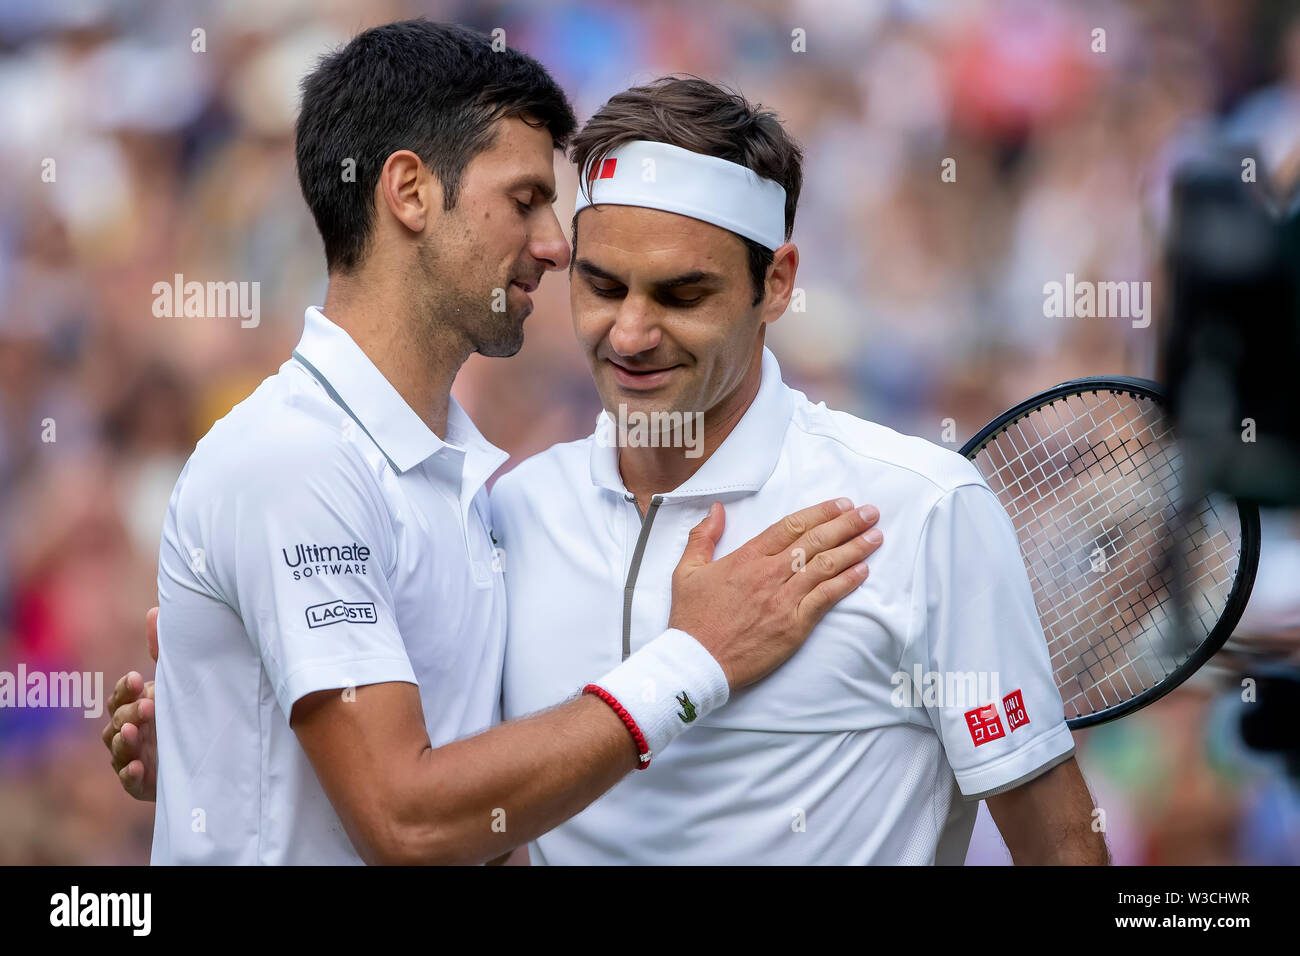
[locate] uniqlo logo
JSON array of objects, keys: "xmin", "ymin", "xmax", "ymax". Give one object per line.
[
  {"xmin": 1003, "ymin": 689, "xmax": 1030, "ymax": 732},
  {"xmin": 589, "ymin": 157, "xmax": 617, "ymax": 182},
  {"xmin": 964, "ymin": 703, "xmax": 1005, "ymax": 747}
]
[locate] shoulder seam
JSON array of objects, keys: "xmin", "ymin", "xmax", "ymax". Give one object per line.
[{"xmin": 788, "ymin": 410, "xmax": 984, "ymax": 495}]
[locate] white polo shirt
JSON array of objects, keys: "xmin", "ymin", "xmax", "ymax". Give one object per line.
[
  {"xmin": 495, "ymin": 347, "xmax": 1075, "ymax": 865},
  {"xmin": 151, "ymin": 307, "xmax": 508, "ymax": 865}
]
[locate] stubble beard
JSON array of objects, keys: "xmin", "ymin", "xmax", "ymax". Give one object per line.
[{"xmin": 414, "ymin": 236, "xmax": 526, "ymax": 360}]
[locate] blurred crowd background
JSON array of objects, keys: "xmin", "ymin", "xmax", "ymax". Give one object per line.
[{"xmin": 1, "ymin": 0, "xmax": 1298, "ymax": 865}]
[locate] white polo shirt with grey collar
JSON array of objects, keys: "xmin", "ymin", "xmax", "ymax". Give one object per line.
[
  {"xmin": 151, "ymin": 306, "xmax": 509, "ymax": 864},
  {"xmin": 494, "ymin": 347, "xmax": 1076, "ymax": 865}
]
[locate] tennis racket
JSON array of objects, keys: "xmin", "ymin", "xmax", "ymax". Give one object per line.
[{"xmin": 960, "ymin": 376, "xmax": 1260, "ymax": 728}]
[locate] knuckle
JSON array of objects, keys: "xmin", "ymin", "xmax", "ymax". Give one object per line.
[
  {"xmin": 781, "ymin": 514, "xmax": 805, "ymax": 538},
  {"xmin": 804, "ymin": 526, "xmax": 825, "ymax": 552},
  {"xmin": 812, "ymin": 552, "xmax": 837, "ymax": 576}
]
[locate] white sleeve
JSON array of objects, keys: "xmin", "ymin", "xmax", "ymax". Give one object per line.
[
  {"xmin": 910, "ymin": 482, "xmax": 1075, "ymax": 799},
  {"xmin": 217, "ymin": 439, "xmax": 416, "ymax": 720}
]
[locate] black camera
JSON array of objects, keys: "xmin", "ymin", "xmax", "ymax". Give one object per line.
[{"xmin": 1163, "ymin": 158, "xmax": 1300, "ymax": 776}]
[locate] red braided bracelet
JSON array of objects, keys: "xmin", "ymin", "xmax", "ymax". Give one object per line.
[{"xmin": 583, "ymin": 684, "xmax": 652, "ymax": 769}]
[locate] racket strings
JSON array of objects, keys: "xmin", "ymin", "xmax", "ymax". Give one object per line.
[{"xmin": 973, "ymin": 390, "xmax": 1242, "ymax": 721}]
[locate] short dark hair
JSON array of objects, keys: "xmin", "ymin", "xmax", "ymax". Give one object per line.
[
  {"xmin": 570, "ymin": 76, "xmax": 803, "ymax": 305},
  {"xmin": 296, "ymin": 19, "xmax": 576, "ymax": 273}
]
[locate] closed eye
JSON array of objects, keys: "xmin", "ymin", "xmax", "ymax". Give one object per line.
[
  {"xmin": 660, "ymin": 293, "xmax": 703, "ymax": 308},
  {"xmin": 589, "ymin": 284, "xmax": 703, "ymax": 308}
]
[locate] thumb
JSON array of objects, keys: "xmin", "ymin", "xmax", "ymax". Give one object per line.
[
  {"xmin": 146, "ymin": 607, "xmax": 159, "ymax": 663},
  {"xmin": 678, "ymin": 502, "xmax": 725, "ymax": 570}
]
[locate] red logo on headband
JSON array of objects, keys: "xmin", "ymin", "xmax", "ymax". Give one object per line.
[{"xmin": 588, "ymin": 158, "xmax": 617, "ymax": 183}]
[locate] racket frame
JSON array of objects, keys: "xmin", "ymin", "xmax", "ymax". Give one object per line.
[{"xmin": 958, "ymin": 375, "xmax": 1261, "ymax": 728}]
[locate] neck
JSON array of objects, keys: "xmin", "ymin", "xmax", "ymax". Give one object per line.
[
  {"xmin": 618, "ymin": 346, "xmax": 765, "ymax": 510},
  {"xmin": 320, "ymin": 267, "xmax": 469, "ymax": 439}
]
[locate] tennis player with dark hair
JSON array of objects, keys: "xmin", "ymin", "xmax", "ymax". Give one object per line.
[{"xmin": 100, "ymin": 21, "xmax": 882, "ymax": 865}]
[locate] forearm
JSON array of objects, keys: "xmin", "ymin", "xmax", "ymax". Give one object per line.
[
  {"xmin": 987, "ymin": 757, "xmax": 1110, "ymax": 866},
  {"xmin": 382, "ymin": 694, "xmax": 637, "ymax": 865},
  {"xmin": 1007, "ymin": 815, "xmax": 1110, "ymax": 865}
]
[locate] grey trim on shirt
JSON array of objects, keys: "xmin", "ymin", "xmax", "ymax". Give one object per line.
[
  {"xmin": 623, "ymin": 494, "xmax": 664, "ymax": 660},
  {"xmin": 960, "ymin": 743, "xmax": 1077, "ymax": 801},
  {"xmin": 292, "ymin": 349, "xmax": 401, "ymax": 474}
]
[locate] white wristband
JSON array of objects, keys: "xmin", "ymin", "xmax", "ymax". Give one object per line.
[{"xmin": 589, "ymin": 628, "xmax": 730, "ymax": 765}]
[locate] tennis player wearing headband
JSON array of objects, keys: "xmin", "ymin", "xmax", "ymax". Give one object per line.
[{"xmin": 490, "ymin": 78, "xmax": 1110, "ymax": 864}]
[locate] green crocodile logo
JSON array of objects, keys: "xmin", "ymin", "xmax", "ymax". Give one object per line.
[{"xmin": 676, "ymin": 691, "xmax": 697, "ymax": 724}]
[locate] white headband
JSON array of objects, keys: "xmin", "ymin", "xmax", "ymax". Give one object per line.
[{"xmin": 574, "ymin": 140, "xmax": 788, "ymax": 250}]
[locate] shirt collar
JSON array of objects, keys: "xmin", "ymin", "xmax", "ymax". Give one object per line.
[
  {"xmin": 291, "ymin": 307, "xmax": 507, "ymax": 478},
  {"xmin": 589, "ymin": 346, "xmax": 796, "ymax": 499}
]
